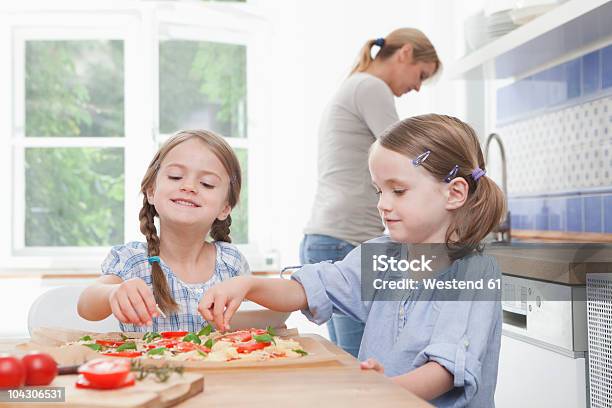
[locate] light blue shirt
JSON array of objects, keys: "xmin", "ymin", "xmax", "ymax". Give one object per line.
[
  {"xmin": 101, "ymin": 241, "xmax": 250, "ymax": 333},
  {"xmin": 292, "ymin": 235, "xmax": 502, "ymax": 408}
]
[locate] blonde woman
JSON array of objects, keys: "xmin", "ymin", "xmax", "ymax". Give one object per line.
[{"xmin": 302, "ymin": 28, "xmax": 441, "ymax": 356}]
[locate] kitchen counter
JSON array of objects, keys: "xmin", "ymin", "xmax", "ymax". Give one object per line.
[
  {"xmin": 485, "ymin": 243, "xmax": 612, "ymax": 285},
  {"xmin": 0, "ymin": 335, "xmax": 432, "ymax": 408}
]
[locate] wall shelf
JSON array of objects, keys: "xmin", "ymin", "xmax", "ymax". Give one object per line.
[{"xmin": 449, "ymin": 0, "xmax": 612, "ymax": 79}]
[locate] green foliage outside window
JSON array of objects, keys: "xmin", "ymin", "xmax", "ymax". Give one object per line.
[
  {"xmin": 25, "ymin": 148, "xmax": 124, "ymax": 246},
  {"xmin": 26, "ymin": 40, "xmax": 124, "ymax": 137},
  {"xmin": 230, "ymin": 149, "xmax": 248, "ymax": 243},
  {"xmin": 159, "ymin": 40, "xmax": 246, "ymax": 138}
]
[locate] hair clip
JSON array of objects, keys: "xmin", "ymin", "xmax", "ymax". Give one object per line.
[
  {"xmin": 471, "ymin": 167, "xmax": 486, "ymax": 182},
  {"xmin": 444, "ymin": 165, "xmax": 460, "ymax": 183},
  {"xmin": 148, "ymin": 256, "xmax": 161, "ymax": 265},
  {"xmin": 374, "ymin": 38, "xmax": 385, "ymax": 47},
  {"xmin": 412, "ymin": 150, "xmax": 431, "ymax": 167}
]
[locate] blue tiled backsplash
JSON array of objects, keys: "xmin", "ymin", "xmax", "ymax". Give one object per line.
[{"xmin": 497, "ymin": 43, "xmax": 612, "ymax": 235}]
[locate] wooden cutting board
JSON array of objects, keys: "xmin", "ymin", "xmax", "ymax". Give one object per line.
[{"xmin": 0, "ymin": 372, "xmax": 204, "ymax": 408}]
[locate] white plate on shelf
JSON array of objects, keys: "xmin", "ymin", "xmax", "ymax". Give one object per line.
[{"xmin": 228, "ymin": 301, "xmax": 291, "ymax": 330}]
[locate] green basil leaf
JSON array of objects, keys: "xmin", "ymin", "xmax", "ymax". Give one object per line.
[
  {"xmin": 253, "ymin": 334, "xmax": 274, "ymax": 343},
  {"xmin": 198, "ymin": 324, "xmax": 213, "ymax": 337},
  {"xmin": 83, "ymin": 343, "xmax": 102, "ymax": 351},
  {"xmin": 120, "ymin": 333, "xmax": 129, "ymax": 341},
  {"xmin": 144, "ymin": 332, "xmax": 161, "ymax": 343},
  {"xmin": 182, "ymin": 333, "xmax": 202, "ymax": 344},
  {"xmin": 147, "ymin": 347, "xmax": 167, "ymax": 356},
  {"xmin": 266, "ymin": 326, "xmax": 276, "ymax": 336},
  {"xmin": 116, "ymin": 342, "xmax": 137, "ymax": 351},
  {"xmin": 293, "ymin": 349, "xmax": 308, "ymax": 356},
  {"xmin": 79, "ymin": 335, "xmax": 92, "ymax": 342},
  {"xmin": 197, "ymin": 350, "xmax": 208, "ymax": 357},
  {"xmin": 204, "ymin": 338, "xmax": 214, "ymax": 349}
]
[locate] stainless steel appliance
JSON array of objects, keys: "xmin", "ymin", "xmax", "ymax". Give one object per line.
[{"xmin": 586, "ymin": 272, "xmax": 612, "ymax": 408}]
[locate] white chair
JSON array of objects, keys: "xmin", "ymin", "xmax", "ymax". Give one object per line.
[{"xmin": 27, "ymin": 285, "xmax": 120, "ymax": 336}]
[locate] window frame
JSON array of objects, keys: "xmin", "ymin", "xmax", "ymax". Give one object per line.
[{"xmin": 0, "ymin": 3, "xmax": 267, "ymax": 272}]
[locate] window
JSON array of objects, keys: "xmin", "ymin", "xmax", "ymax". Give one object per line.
[
  {"xmin": 1, "ymin": 3, "xmax": 260, "ymax": 268},
  {"xmin": 23, "ymin": 40, "xmax": 125, "ymax": 247},
  {"xmin": 159, "ymin": 39, "xmax": 248, "ymax": 243}
]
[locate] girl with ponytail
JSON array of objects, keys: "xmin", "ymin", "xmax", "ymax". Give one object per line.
[
  {"xmin": 78, "ymin": 130, "xmax": 249, "ymax": 333},
  {"xmin": 200, "ymin": 114, "xmax": 505, "ymax": 406}
]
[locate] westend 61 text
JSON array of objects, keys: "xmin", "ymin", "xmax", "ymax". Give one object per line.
[{"xmin": 373, "ymin": 278, "xmax": 502, "ymax": 290}]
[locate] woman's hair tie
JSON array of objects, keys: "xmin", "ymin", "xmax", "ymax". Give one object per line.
[
  {"xmin": 471, "ymin": 167, "xmax": 486, "ymax": 182},
  {"xmin": 148, "ymin": 256, "xmax": 161, "ymax": 265},
  {"xmin": 374, "ymin": 38, "xmax": 385, "ymax": 47}
]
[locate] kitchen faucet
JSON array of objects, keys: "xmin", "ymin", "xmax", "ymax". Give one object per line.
[{"xmin": 484, "ymin": 133, "xmax": 511, "ymax": 243}]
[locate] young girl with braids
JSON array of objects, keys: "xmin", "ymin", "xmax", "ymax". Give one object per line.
[
  {"xmin": 200, "ymin": 115, "xmax": 506, "ymax": 407},
  {"xmin": 78, "ymin": 130, "xmax": 249, "ymax": 333}
]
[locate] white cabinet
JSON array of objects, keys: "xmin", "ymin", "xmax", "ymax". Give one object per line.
[{"xmin": 496, "ymin": 333, "xmax": 588, "ymax": 408}]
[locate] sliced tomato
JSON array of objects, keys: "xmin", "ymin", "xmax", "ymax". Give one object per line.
[
  {"xmin": 160, "ymin": 331, "xmax": 189, "ymax": 338},
  {"xmin": 146, "ymin": 338, "xmax": 179, "ymax": 349},
  {"xmin": 220, "ymin": 330, "xmax": 252, "ymax": 343},
  {"xmin": 76, "ymin": 372, "xmax": 135, "ymax": 390},
  {"xmin": 236, "ymin": 341, "xmax": 270, "ymax": 354},
  {"xmin": 102, "ymin": 351, "xmax": 143, "ymax": 358},
  {"xmin": 95, "ymin": 340, "xmax": 125, "ymax": 348},
  {"xmin": 174, "ymin": 342, "xmax": 211, "ymax": 353},
  {"xmin": 77, "ymin": 358, "xmax": 131, "ymax": 388}
]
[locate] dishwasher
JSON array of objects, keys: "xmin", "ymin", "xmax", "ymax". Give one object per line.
[
  {"xmin": 586, "ymin": 272, "xmax": 612, "ymax": 408},
  {"xmin": 495, "ymin": 275, "xmax": 589, "ymax": 408}
]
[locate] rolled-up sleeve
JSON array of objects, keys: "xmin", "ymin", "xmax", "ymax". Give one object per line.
[
  {"xmin": 291, "ymin": 245, "xmax": 369, "ymax": 325},
  {"xmin": 412, "ymin": 256, "xmax": 502, "ymax": 406}
]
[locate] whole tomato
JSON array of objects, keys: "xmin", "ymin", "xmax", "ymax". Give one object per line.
[
  {"xmin": 21, "ymin": 352, "xmax": 57, "ymax": 386},
  {"xmin": 0, "ymin": 354, "xmax": 26, "ymax": 389}
]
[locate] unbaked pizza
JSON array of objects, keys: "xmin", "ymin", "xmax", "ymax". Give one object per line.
[{"xmin": 66, "ymin": 326, "xmax": 309, "ymax": 362}]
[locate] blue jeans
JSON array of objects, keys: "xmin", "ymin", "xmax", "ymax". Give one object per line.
[{"xmin": 299, "ymin": 234, "xmax": 365, "ymax": 357}]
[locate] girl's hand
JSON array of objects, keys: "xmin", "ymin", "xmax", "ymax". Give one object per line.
[
  {"xmin": 360, "ymin": 358, "xmax": 385, "ymax": 374},
  {"xmin": 108, "ymin": 278, "xmax": 158, "ymax": 326},
  {"xmin": 198, "ymin": 276, "xmax": 253, "ymax": 331}
]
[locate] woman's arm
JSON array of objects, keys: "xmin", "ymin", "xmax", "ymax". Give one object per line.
[
  {"xmin": 199, "ymin": 276, "xmax": 308, "ymax": 331},
  {"xmin": 391, "ymin": 361, "xmax": 454, "ymax": 401},
  {"xmin": 77, "ymin": 275, "xmax": 122, "ymax": 321}
]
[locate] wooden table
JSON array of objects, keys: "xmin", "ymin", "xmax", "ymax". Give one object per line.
[{"xmin": 0, "ymin": 334, "xmax": 432, "ymax": 408}]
